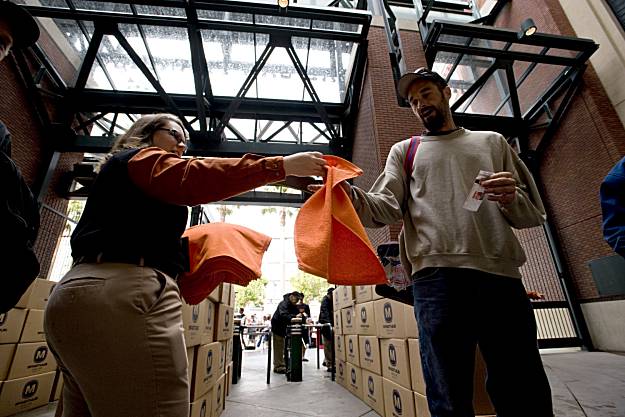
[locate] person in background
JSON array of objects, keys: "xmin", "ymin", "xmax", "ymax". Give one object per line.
[
  {"xmin": 318, "ymin": 287, "xmax": 335, "ymax": 371},
  {"xmin": 339, "ymin": 68, "xmax": 552, "ymax": 417},
  {"xmin": 296, "ymin": 292, "xmax": 312, "ymax": 361},
  {"xmin": 0, "ymin": 1, "xmax": 41, "ymax": 314},
  {"xmin": 600, "ymin": 156, "xmax": 625, "ymax": 258},
  {"xmin": 271, "ymin": 292, "xmax": 302, "ymax": 373},
  {"xmin": 44, "ymin": 114, "xmax": 326, "ymax": 417}
]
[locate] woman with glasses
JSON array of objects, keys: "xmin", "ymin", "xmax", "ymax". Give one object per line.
[{"xmin": 44, "ymin": 113, "xmax": 327, "ymax": 417}]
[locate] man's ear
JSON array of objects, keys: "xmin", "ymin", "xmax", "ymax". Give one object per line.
[{"xmin": 443, "ymin": 85, "xmax": 452, "ymax": 100}]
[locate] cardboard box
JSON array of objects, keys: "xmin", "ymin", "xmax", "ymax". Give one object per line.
[
  {"xmin": 208, "ymin": 285, "xmax": 221, "ymax": 303},
  {"xmin": 226, "ymin": 338, "xmax": 233, "ymax": 365},
  {"xmin": 358, "ymin": 335, "xmax": 381, "ymax": 375},
  {"xmin": 404, "ymin": 304, "xmax": 419, "ymax": 339},
  {"xmin": 19, "ymin": 309, "xmax": 45, "ymax": 343},
  {"xmin": 50, "ymin": 369, "xmax": 63, "ymax": 402},
  {"xmin": 345, "ymin": 362, "xmax": 362, "ymax": 400},
  {"xmin": 189, "ymin": 390, "xmax": 211, "ymax": 417},
  {"xmin": 15, "ymin": 279, "xmax": 56, "ymax": 310},
  {"xmin": 332, "ymin": 288, "xmax": 341, "ymax": 311},
  {"xmin": 355, "ymin": 285, "xmax": 372, "ymax": 303},
  {"xmin": 336, "ymin": 360, "xmax": 346, "ymax": 386},
  {"xmin": 382, "ymin": 377, "xmax": 416, "ymax": 417},
  {"xmin": 373, "ymin": 299, "xmax": 407, "ymax": 339},
  {"xmin": 215, "ymin": 304, "xmax": 233, "ymax": 341},
  {"xmin": 7, "ymin": 342, "xmax": 57, "ymax": 380},
  {"xmin": 212, "ymin": 373, "xmax": 225, "ymax": 417},
  {"xmin": 474, "ymin": 348, "xmax": 495, "ymax": 415},
  {"xmin": 371, "ymin": 285, "xmax": 383, "ymax": 300},
  {"xmin": 355, "ymin": 301, "xmax": 376, "ymax": 335},
  {"xmin": 333, "ymin": 311, "xmax": 342, "ymax": 335},
  {"xmin": 341, "ymin": 306, "xmax": 356, "ymax": 335},
  {"xmin": 345, "ymin": 334, "xmax": 360, "ymax": 366},
  {"xmin": 362, "ymin": 369, "xmax": 384, "ymax": 416},
  {"xmin": 339, "ymin": 286, "xmax": 355, "ymax": 309},
  {"xmin": 380, "ymin": 339, "xmax": 412, "ymax": 390},
  {"xmin": 190, "ymin": 342, "xmax": 221, "ymax": 401},
  {"xmin": 407, "ymin": 339, "xmax": 426, "ymax": 394},
  {"xmin": 0, "ymin": 309, "xmax": 27, "ymax": 344},
  {"xmin": 0, "ymin": 344, "xmax": 16, "ymax": 381},
  {"xmin": 201, "ymin": 300, "xmax": 215, "ymax": 345},
  {"xmin": 219, "ymin": 342, "xmax": 226, "ymax": 376},
  {"xmin": 220, "ymin": 283, "xmax": 231, "ymax": 305},
  {"xmin": 414, "ymin": 391, "xmax": 431, "ymax": 417},
  {"xmin": 229, "ymin": 285, "xmax": 236, "ymax": 307},
  {"xmin": 225, "ymin": 361, "xmax": 233, "ymax": 397},
  {"xmin": 182, "ymin": 302, "xmax": 206, "ymax": 348},
  {"xmin": 334, "ymin": 335, "xmax": 345, "ymax": 362},
  {"xmin": 0, "ymin": 371, "xmax": 55, "ymax": 417}
]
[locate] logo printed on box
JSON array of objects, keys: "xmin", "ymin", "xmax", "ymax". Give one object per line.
[
  {"xmin": 22, "ymin": 380, "xmax": 38, "ymax": 398},
  {"xmin": 368, "ymin": 376, "xmax": 375, "ymax": 395},
  {"xmin": 192, "ymin": 305, "xmax": 200, "ymax": 322},
  {"xmin": 384, "ymin": 303, "xmax": 393, "ymax": 323},
  {"xmin": 207, "ymin": 304, "xmax": 213, "ymax": 325},
  {"xmin": 338, "ymin": 362, "xmax": 344, "ymax": 376},
  {"xmin": 360, "ymin": 307, "xmax": 367, "ymax": 324},
  {"xmin": 225, "ymin": 310, "xmax": 230, "ymax": 327},
  {"xmin": 351, "ymin": 368, "xmax": 356, "ymax": 384},
  {"xmin": 217, "ymin": 385, "xmax": 222, "ymax": 405},
  {"xmin": 389, "ymin": 344, "xmax": 397, "ymax": 367},
  {"xmin": 337, "ymin": 337, "xmax": 342, "ymax": 350},
  {"xmin": 206, "ymin": 351, "xmax": 213, "ymax": 374},
  {"xmin": 346, "ymin": 309, "xmax": 352, "ymax": 325},
  {"xmin": 34, "ymin": 346, "xmax": 48, "ymax": 363},
  {"xmin": 392, "ymin": 389, "xmax": 403, "ymax": 415},
  {"xmin": 348, "ymin": 339, "xmax": 353, "ymax": 354},
  {"xmin": 200, "ymin": 400, "xmax": 206, "ymax": 417},
  {"xmin": 365, "ymin": 340, "xmax": 372, "ymax": 358}
]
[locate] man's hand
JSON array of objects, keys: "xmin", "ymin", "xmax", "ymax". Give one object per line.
[{"xmin": 481, "ymin": 172, "xmax": 517, "ymax": 206}]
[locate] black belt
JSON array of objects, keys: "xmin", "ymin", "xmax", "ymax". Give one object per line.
[
  {"xmin": 73, "ymin": 253, "xmax": 181, "ymax": 279},
  {"xmin": 73, "ymin": 253, "xmax": 146, "ymax": 267}
]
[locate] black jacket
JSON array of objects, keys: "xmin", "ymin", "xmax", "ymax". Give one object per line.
[
  {"xmin": 71, "ymin": 148, "xmax": 188, "ymax": 278},
  {"xmin": 318, "ymin": 294, "xmax": 333, "ymax": 325},
  {"xmin": 271, "ymin": 293, "xmax": 300, "ymax": 337}
]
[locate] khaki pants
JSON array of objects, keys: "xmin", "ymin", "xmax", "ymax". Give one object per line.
[
  {"xmin": 272, "ymin": 334, "xmax": 286, "ymax": 371},
  {"xmin": 44, "ymin": 262, "xmax": 188, "ymax": 417}
]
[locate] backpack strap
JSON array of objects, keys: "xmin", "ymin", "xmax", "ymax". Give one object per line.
[{"xmin": 403, "ymin": 135, "xmax": 420, "ymax": 178}]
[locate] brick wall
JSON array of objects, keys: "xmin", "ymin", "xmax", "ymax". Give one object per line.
[{"xmin": 1, "ymin": 52, "xmax": 80, "ymax": 280}]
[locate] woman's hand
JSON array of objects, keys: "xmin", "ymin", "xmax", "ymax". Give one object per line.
[{"xmin": 283, "ymin": 152, "xmax": 327, "ymax": 177}]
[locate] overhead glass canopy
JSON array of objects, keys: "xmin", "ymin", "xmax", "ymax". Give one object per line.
[{"xmin": 19, "ymin": 0, "xmax": 371, "ymax": 155}]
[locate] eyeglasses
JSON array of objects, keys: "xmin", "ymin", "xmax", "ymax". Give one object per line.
[{"xmin": 156, "ymin": 128, "xmax": 187, "ymax": 146}]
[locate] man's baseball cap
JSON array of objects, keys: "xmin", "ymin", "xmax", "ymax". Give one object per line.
[
  {"xmin": 0, "ymin": 1, "xmax": 40, "ymax": 48},
  {"xmin": 398, "ymin": 67, "xmax": 447, "ymax": 99}
]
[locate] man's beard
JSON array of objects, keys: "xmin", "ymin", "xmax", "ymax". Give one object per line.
[{"xmin": 420, "ymin": 107, "xmax": 446, "ymax": 132}]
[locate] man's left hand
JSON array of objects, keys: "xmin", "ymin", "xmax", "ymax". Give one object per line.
[{"xmin": 481, "ymin": 172, "xmax": 517, "ymax": 206}]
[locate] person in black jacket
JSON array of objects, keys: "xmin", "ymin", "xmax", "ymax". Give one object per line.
[
  {"xmin": 271, "ymin": 292, "xmax": 301, "ymax": 373},
  {"xmin": 0, "ymin": 1, "xmax": 41, "ymax": 314},
  {"xmin": 318, "ymin": 288, "xmax": 335, "ymax": 371},
  {"xmin": 43, "ymin": 114, "xmax": 327, "ymax": 417}
]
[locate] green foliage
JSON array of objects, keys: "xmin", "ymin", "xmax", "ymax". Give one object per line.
[
  {"xmin": 234, "ymin": 277, "xmax": 268, "ymax": 308},
  {"xmin": 290, "ymin": 272, "xmax": 327, "ymax": 303}
]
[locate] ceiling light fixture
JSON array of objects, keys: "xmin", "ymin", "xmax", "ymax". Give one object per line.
[{"xmin": 518, "ymin": 18, "xmax": 537, "ymax": 39}]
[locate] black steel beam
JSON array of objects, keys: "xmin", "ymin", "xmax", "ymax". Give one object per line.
[
  {"xmin": 22, "ymin": 6, "xmax": 368, "ymax": 43},
  {"xmin": 437, "ymin": 22, "xmax": 598, "ymax": 52},
  {"xmin": 450, "ymin": 60, "xmax": 498, "ymax": 112},
  {"xmin": 71, "ymin": 89, "xmax": 345, "ymax": 123},
  {"xmin": 223, "ymin": 190, "xmax": 308, "ymax": 207},
  {"xmin": 74, "ymin": 26, "xmax": 104, "ymax": 90},
  {"xmin": 62, "ymin": 135, "xmax": 332, "ymax": 157},
  {"xmin": 436, "ymin": 42, "xmax": 580, "ymax": 66}
]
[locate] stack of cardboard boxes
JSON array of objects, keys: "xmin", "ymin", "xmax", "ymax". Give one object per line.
[
  {"xmin": 0, "ymin": 279, "xmax": 62, "ymax": 417},
  {"xmin": 334, "ymin": 285, "xmax": 495, "ymax": 417},
  {"xmin": 183, "ymin": 283, "xmax": 235, "ymax": 417}
]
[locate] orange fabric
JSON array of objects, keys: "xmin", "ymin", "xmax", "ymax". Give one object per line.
[
  {"xmin": 178, "ymin": 223, "xmax": 271, "ymax": 305},
  {"xmin": 294, "ymin": 156, "xmax": 386, "ymax": 285},
  {"xmin": 128, "ymin": 147, "xmax": 285, "ymax": 206}
]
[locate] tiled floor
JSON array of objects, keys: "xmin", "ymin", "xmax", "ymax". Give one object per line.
[{"xmin": 13, "ymin": 347, "xmax": 625, "ymax": 417}]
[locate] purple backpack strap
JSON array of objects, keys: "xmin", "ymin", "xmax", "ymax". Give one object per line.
[{"xmin": 403, "ymin": 135, "xmax": 421, "ymax": 178}]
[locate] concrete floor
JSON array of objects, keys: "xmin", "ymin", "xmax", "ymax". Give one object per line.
[{"xmin": 13, "ymin": 348, "xmax": 625, "ymax": 417}]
